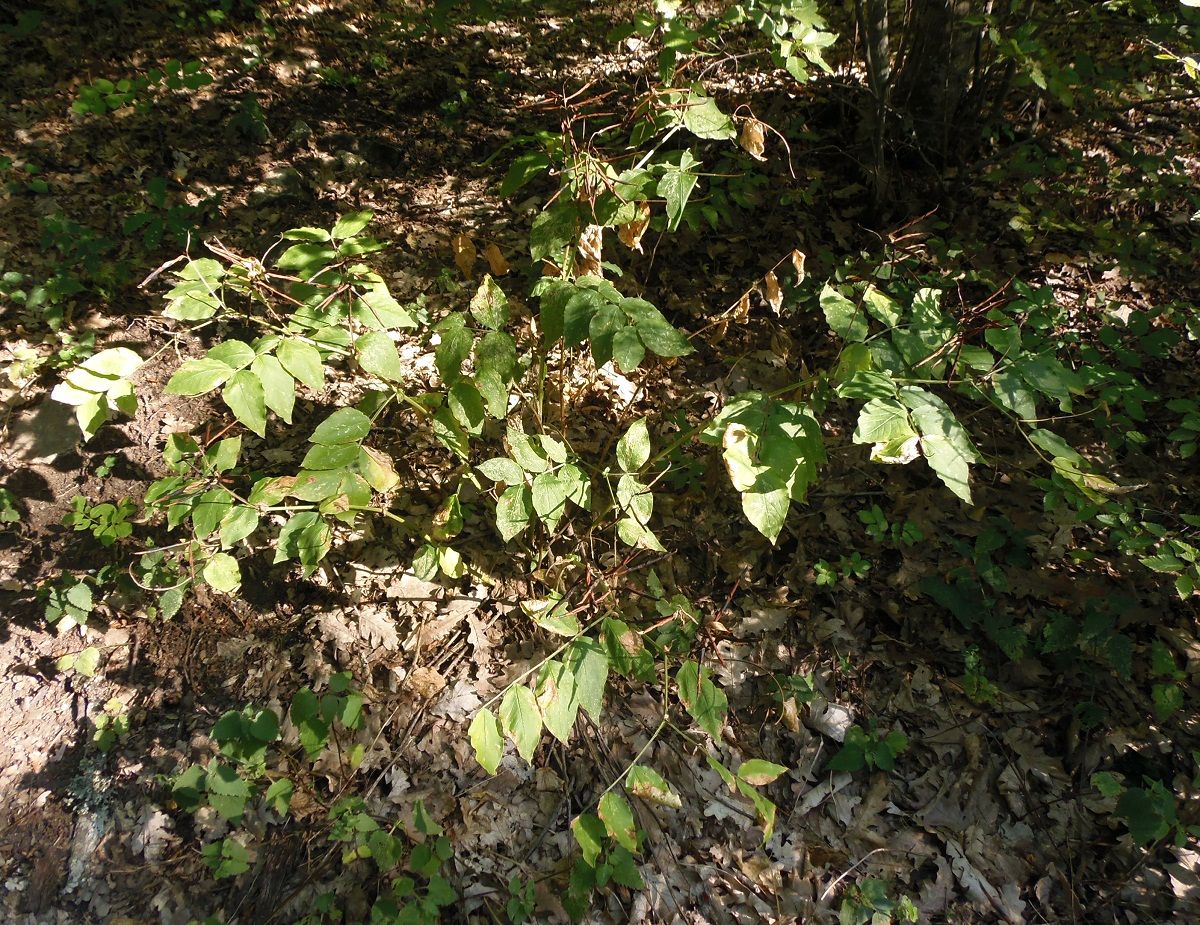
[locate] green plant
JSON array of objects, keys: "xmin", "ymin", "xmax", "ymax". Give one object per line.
[
  {"xmin": 858, "ymin": 504, "xmax": 923, "ymax": 547},
  {"xmin": 50, "ymin": 347, "xmax": 142, "ymax": 440},
  {"xmin": 1, "ymin": 157, "xmax": 49, "ymax": 195},
  {"xmin": 72, "ymin": 59, "xmax": 213, "ymax": 115},
  {"xmin": 123, "ymin": 177, "xmax": 209, "ymax": 250},
  {"xmin": 839, "ymin": 878, "xmax": 919, "ymax": 925},
  {"xmin": 505, "ymin": 875, "xmax": 536, "ymax": 923},
  {"xmin": 91, "ymin": 697, "xmax": 130, "ymax": 753},
  {"xmin": 1093, "ymin": 770, "xmax": 1200, "ymax": 847},
  {"xmin": 64, "ymin": 495, "xmax": 137, "ymax": 547},
  {"xmin": 827, "ymin": 723, "xmax": 909, "ymax": 774},
  {"xmin": 0, "ymin": 488, "xmax": 20, "ymax": 525}
]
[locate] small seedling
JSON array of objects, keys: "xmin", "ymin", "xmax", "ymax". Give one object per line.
[
  {"xmin": 64, "ymin": 496, "xmax": 137, "ymax": 547},
  {"xmin": 827, "ymin": 723, "xmax": 908, "ymax": 773}
]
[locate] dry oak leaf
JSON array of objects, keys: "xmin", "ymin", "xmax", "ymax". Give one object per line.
[
  {"xmin": 617, "ymin": 201, "xmax": 652, "ymax": 252},
  {"xmin": 483, "ymin": 243, "xmax": 510, "ymax": 276},
  {"xmin": 452, "ymin": 234, "xmax": 477, "ymax": 278},
  {"xmin": 739, "ymin": 118, "xmax": 766, "ymax": 160},
  {"xmin": 574, "ymin": 224, "xmax": 604, "ymax": 278}
]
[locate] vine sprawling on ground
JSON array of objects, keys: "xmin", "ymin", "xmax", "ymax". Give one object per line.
[{"xmin": 2, "ymin": 0, "xmax": 1199, "ymax": 922}]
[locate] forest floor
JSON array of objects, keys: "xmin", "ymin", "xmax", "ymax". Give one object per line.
[{"xmin": 1, "ymin": 2, "xmax": 1199, "ymax": 924}]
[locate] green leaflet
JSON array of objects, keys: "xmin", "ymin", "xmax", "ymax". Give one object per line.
[
  {"xmin": 223, "ymin": 369, "xmax": 267, "ymax": 437},
  {"xmin": 820, "ymin": 282, "xmax": 868, "ymax": 343},
  {"xmin": 499, "ymin": 684, "xmax": 541, "ymax": 761},
  {"xmin": 851, "ymin": 386, "xmax": 980, "ymax": 503},
  {"xmin": 598, "ymin": 790, "xmax": 638, "ymax": 853},
  {"xmin": 468, "ymin": 708, "xmax": 503, "ymax": 774},
  {"xmin": 657, "ymin": 149, "xmax": 699, "ymax": 232},
  {"xmin": 251, "ymin": 354, "xmax": 295, "ymax": 424},
  {"xmin": 355, "ymin": 330, "xmax": 404, "ymax": 382},
  {"xmin": 469, "ymin": 274, "xmax": 510, "ymax": 331},
  {"xmin": 276, "ymin": 338, "xmax": 325, "ymax": 391},
  {"xmin": 675, "ymin": 660, "xmax": 727, "ymax": 739},
  {"xmin": 700, "ymin": 393, "xmax": 825, "ymax": 543}
]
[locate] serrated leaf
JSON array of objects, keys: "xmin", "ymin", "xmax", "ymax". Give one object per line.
[
  {"xmin": 449, "ymin": 379, "xmax": 486, "ymax": 435},
  {"xmin": 358, "ymin": 446, "xmax": 400, "ymax": 493},
  {"xmin": 223, "ymin": 370, "xmax": 267, "ymax": 437},
  {"xmin": 219, "ymin": 505, "xmax": 259, "ymax": 547},
  {"xmin": 499, "ymin": 685, "xmax": 542, "ymax": 761},
  {"xmin": 191, "ymin": 487, "xmax": 234, "ymax": 539},
  {"xmin": 676, "ymin": 660, "xmax": 727, "ymax": 739},
  {"xmin": 354, "ymin": 330, "xmax": 404, "ymax": 383},
  {"xmin": 657, "ymin": 149, "xmax": 699, "ymax": 232},
  {"xmin": 901, "ymin": 387, "xmax": 979, "ymax": 503},
  {"xmin": 564, "ymin": 638, "xmax": 608, "ymax": 721},
  {"xmin": 495, "ymin": 484, "xmax": 533, "ymax": 542},
  {"xmin": 332, "ymin": 210, "xmax": 373, "ymax": 240},
  {"xmin": 274, "ymin": 511, "xmax": 331, "ymax": 575},
  {"xmin": 531, "ymin": 470, "xmax": 572, "ymax": 530},
  {"xmin": 572, "ymin": 814, "xmax": 606, "ymax": 868},
  {"xmin": 265, "ymin": 777, "xmax": 294, "ymax": 815},
  {"xmin": 355, "ymin": 282, "xmax": 416, "ymax": 330},
  {"xmin": 740, "ymin": 477, "xmax": 790, "ymax": 544},
  {"xmin": 530, "ymin": 200, "xmax": 578, "ymax": 263},
  {"xmin": 681, "ymin": 91, "xmax": 736, "ymax": 140},
  {"xmin": 536, "ymin": 659, "xmax": 579, "ymax": 743},
  {"xmin": 469, "ymin": 708, "xmax": 504, "ymax": 774},
  {"xmin": 207, "ymin": 340, "xmax": 256, "ymax": 371},
  {"xmin": 276, "ymin": 242, "xmax": 336, "ymax": 275},
  {"xmin": 434, "ymin": 317, "xmax": 474, "ymax": 385},
  {"xmin": 478, "ymin": 456, "xmax": 525, "ymax": 484}
]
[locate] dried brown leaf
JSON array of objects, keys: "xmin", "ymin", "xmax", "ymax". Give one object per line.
[
  {"xmin": 617, "ymin": 202, "xmax": 651, "ymax": 252},
  {"xmin": 483, "ymin": 243, "xmax": 509, "ymax": 276},
  {"xmin": 452, "ymin": 234, "xmax": 476, "ymax": 278},
  {"xmin": 733, "ymin": 291, "xmax": 752, "ymax": 324},
  {"xmin": 790, "ymin": 248, "xmax": 807, "ymax": 284},
  {"xmin": 763, "ymin": 270, "xmax": 783, "ymax": 315},
  {"xmin": 739, "ymin": 118, "xmax": 766, "ymax": 160},
  {"xmin": 574, "ymin": 224, "xmax": 604, "ymax": 278}
]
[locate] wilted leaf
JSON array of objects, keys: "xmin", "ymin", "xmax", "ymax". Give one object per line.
[
  {"xmin": 617, "ymin": 202, "xmax": 651, "ymax": 252},
  {"xmin": 763, "ymin": 271, "xmax": 782, "ymax": 315},
  {"xmin": 483, "ymin": 243, "xmax": 509, "ymax": 276},
  {"xmin": 739, "ymin": 117, "xmax": 766, "ymax": 159},
  {"xmin": 574, "ymin": 224, "xmax": 604, "ymax": 278},
  {"xmin": 452, "ymin": 233, "xmax": 476, "ymax": 278}
]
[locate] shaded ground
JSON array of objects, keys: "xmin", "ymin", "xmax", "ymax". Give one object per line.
[{"xmin": 2, "ymin": 1, "xmax": 1200, "ymax": 923}]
